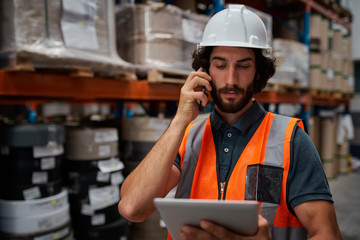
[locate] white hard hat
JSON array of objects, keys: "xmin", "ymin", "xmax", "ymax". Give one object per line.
[{"xmin": 198, "ymin": 4, "xmax": 271, "ymax": 50}]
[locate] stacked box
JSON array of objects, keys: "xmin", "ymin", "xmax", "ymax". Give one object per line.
[
  {"xmin": 321, "ymin": 51, "xmax": 332, "ymax": 91},
  {"xmin": 0, "ymin": 0, "xmax": 133, "ymax": 76},
  {"xmin": 333, "ymin": 55, "xmax": 344, "ymax": 92},
  {"xmin": 310, "ymin": 53, "xmax": 322, "ymax": 89},
  {"xmin": 271, "ymin": 39, "xmax": 309, "ymax": 86},
  {"xmin": 320, "ymin": 17, "xmax": 330, "ymax": 52},
  {"xmin": 121, "ymin": 116, "xmax": 171, "ymax": 239},
  {"xmin": 310, "ymin": 14, "xmax": 322, "ymax": 52},
  {"xmin": 328, "ymin": 26, "xmax": 354, "ymax": 93},
  {"xmin": 116, "ymin": 3, "xmax": 209, "ymax": 72},
  {"xmin": 320, "ymin": 117, "xmax": 337, "ymax": 179},
  {"xmin": 338, "ymin": 139, "xmax": 350, "ymax": 174},
  {"xmin": 332, "ymin": 30, "xmax": 343, "ymax": 55}
]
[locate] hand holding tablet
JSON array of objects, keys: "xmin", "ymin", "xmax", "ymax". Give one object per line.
[{"xmin": 154, "ymin": 198, "xmax": 259, "ymax": 240}]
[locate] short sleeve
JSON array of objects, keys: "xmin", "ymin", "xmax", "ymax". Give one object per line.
[{"xmin": 288, "ymin": 126, "xmax": 333, "ymax": 212}]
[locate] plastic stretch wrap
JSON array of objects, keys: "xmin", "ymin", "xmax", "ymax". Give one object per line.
[
  {"xmin": 0, "ymin": 0, "xmax": 134, "ymax": 77},
  {"xmin": 270, "ymin": 38, "xmax": 309, "ymax": 86},
  {"xmin": 116, "ymin": 3, "xmax": 209, "ymax": 72}
]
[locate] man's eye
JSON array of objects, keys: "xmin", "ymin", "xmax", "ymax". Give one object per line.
[
  {"xmin": 216, "ymin": 65, "xmax": 226, "ymax": 69},
  {"xmin": 237, "ymin": 65, "xmax": 249, "ymax": 69}
]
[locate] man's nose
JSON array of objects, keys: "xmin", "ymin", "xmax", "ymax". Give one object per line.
[{"xmin": 225, "ymin": 66, "xmax": 238, "ymax": 86}]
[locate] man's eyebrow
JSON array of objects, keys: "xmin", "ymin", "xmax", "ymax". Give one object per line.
[{"xmin": 211, "ymin": 56, "xmax": 253, "ymax": 63}]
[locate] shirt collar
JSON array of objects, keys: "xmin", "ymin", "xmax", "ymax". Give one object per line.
[{"xmin": 210, "ymin": 100, "xmax": 266, "ymax": 133}]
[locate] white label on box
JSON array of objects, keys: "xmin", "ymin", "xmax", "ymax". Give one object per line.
[
  {"xmin": 91, "ymin": 214, "xmax": 106, "ymax": 226},
  {"xmin": 98, "ymin": 157, "xmax": 124, "ymax": 173},
  {"xmin": 34, "ymin": 226, "xmax": 70, "ymax": 240},
  {"xmin": 38, "ymin": 218, "xmax": 53, "ymax": 231},
  {"xmin": 88, "ymin": 185, "xmax": 119, "ymax": 210},
  {"xmin": 81, "ymin": 203, "xmax": 94, "ymax": 215},
  {"xmin": 327, "ymin": 69, "xmax": 334, "ymax": 81},
  {"xmin": 111, "ymin": 171, "xmax": 124, "ymax": 185},
  {"xmin": 95, "ymin": 130, "xmax": 118, "ymax": 143},
  {"xmin": 98, "ymin": 145, "xmax": 110, "ymax": 157},
  {"xmin": 61, "ymin": 0, "xmax": 99, "ymax": 50},
  {"xmin": 41, "ymin": 157, "xmax": 56, "ymax": 170},
  {"xmin": 31, "ymin": 195, "xmax": 68, "ymax": 212},
  {"xmin": 23, "ymin": 186, "xmax": 41, "ymax": 200},
  {"xmin": 348, "ymin": 75, "xmax": 354, "ymax": 86},
  {"xmin": 1, "ymin": 146, "xmax": 9, "ymax": 155},
  {"xmin": 33, "ymin": 144, "xmax": 64, "ymax": 158},
  {"xmin": 32, "ymin": 171, "xmax": 49, "ymax": 184},
  {"xmin": 182, "ymin": 18, "xmax": 205, "ymax": 43},
  {"xmin": 97, "ymin": 171, "xmax": 110, "ymax": 182}
]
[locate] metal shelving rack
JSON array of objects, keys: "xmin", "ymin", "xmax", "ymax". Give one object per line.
[{"xmin": 0, "ymin": 0, "xmax": 353, "ymax": 122}]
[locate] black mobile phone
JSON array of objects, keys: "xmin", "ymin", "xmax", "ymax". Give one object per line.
[
  {"xmin": 199, "ymin": 86, "xmax": 206, "ymax": 112},
  {"xmin": 199, "ymin": 68, "xmax": 209, "ymax": 112}
]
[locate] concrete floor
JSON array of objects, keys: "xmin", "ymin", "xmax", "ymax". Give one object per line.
[{"xmin": 329, "ymin": 171, "xmax": 360, "ymax": 240}]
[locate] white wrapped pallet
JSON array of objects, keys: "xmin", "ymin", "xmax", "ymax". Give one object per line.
[
  {"xmin": 0, "ymin": 0, "xmax": 134, "ymax": 77},
  {"xmin": 116, "ymin": 3, "xmax": 209, "ymax": 72},
  {"xmin": 270, "ymin": 38, "xmax": 309, "ymax": 86}
]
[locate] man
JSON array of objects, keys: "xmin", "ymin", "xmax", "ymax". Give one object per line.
[{"xmin": 118, "ymin": 4, "xmax": 342, "ymax": 240}]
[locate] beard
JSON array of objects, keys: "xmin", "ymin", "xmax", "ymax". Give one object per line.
[{"xmin": 210, "ymin": 80, "xmax": 255, "ymax": 114}]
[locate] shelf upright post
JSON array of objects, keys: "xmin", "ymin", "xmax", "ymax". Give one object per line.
[
  {"xmin": 114, "ymin": 101, "xmax": 123, "ymax": 118},
  {"xmin": 302, "ymin": 0, "xmax": 311, "ymax": 46},
  {"xmin": 212, "ymin": 0, "xmax": 224, "ymax": 13},
  {"xmin": 301, "ymin": 0, "xmax": 312, "ymax": 129},
  {"xmin": 27, "ymin": 102, "xmax": 37, "ymax": 123}
]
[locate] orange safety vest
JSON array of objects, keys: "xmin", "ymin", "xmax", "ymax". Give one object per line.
[{"xmin": 167, "ymin": 112, "xmax": 308, "ymax": 240}]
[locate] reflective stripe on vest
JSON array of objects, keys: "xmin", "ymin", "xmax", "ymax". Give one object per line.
[{"xmin": 173, "ymin": 112, "xmax": 308, "ymax": 240}]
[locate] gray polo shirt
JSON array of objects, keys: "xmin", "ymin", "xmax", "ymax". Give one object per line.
[{"xmin": 174, "ymin": 100, "xmax": 333, "ymax": 213}]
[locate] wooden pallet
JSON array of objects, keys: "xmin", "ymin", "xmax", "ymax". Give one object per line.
[
  {"xmin": 310, "ymin": 89, "xmax": 354, "ymax": 99},
  {"xmin": 0, "ymin": 51, "xmax": 136, "ymax": 80},
  {"xmin": 264, "ymin": 82, "xmax": 308, "ymax": 94},
  {"xmin": 147, "ymin": 69, "xmax": 187, "ymax": 84}
]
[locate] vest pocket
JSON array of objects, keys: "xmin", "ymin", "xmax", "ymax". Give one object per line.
[{"xmin": 245, "ymin": 164, "xmax": 283, "ymax": 204}]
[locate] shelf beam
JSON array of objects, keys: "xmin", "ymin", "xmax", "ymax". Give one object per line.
[
  {"xmin": 0, "ymin": 71, "xmax": 182, "ymax": 102},
  {"xmin": 0, "ymin": 71, "xmax": 351, "ymax": 112}
]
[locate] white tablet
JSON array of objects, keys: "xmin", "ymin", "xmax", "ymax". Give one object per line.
[{"xmin": 154, "ymin": 198, "xmax": 259, "ymax": 240}]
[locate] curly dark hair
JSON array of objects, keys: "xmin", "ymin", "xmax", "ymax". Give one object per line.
[{"xmin": 191, "ymin": 47, "xmax": 276, "ymax": 94}]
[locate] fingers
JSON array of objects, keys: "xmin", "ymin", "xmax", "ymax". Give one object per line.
[
  {"xmin": 185, "ymin": 68, "xmax": 212, "ymax": 92},
  {"xmin": 200, "ymin": 221, "xmax": 230, "ymax": 239},
  {"xmin": 256, "ymin": 215, "xmax": 271, "ymax": 239},
  {"xmin": 180, "ymin": 225, "xmax": 217, "ymax": 240}
]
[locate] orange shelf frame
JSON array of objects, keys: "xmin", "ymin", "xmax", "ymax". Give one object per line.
[
  {"xmin": 0, "ymin": 71, "xmax": 350, "ymax": 110},
  {"xmin": 0, "ymin": 71, "xmax": 182, "ymax": 102}
]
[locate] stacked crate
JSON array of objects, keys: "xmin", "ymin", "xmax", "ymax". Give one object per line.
[
  {"xmin": 64, "ymin": 127, "xmax": 128, "ymax": 240},
  {"xmin": 309, "ymin": 14, "xmax": 354, "ymax": 93},
  {"xmin": 0, "ymin": 123, "xmax": 72, "ymax": 240},
  {"xmin": 309, "ymin": 114, "xmax": 353, "ymax": 179},
  {"xmin": 121, "ymin": 116, "xmax": 171, "ymax": 239}
]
